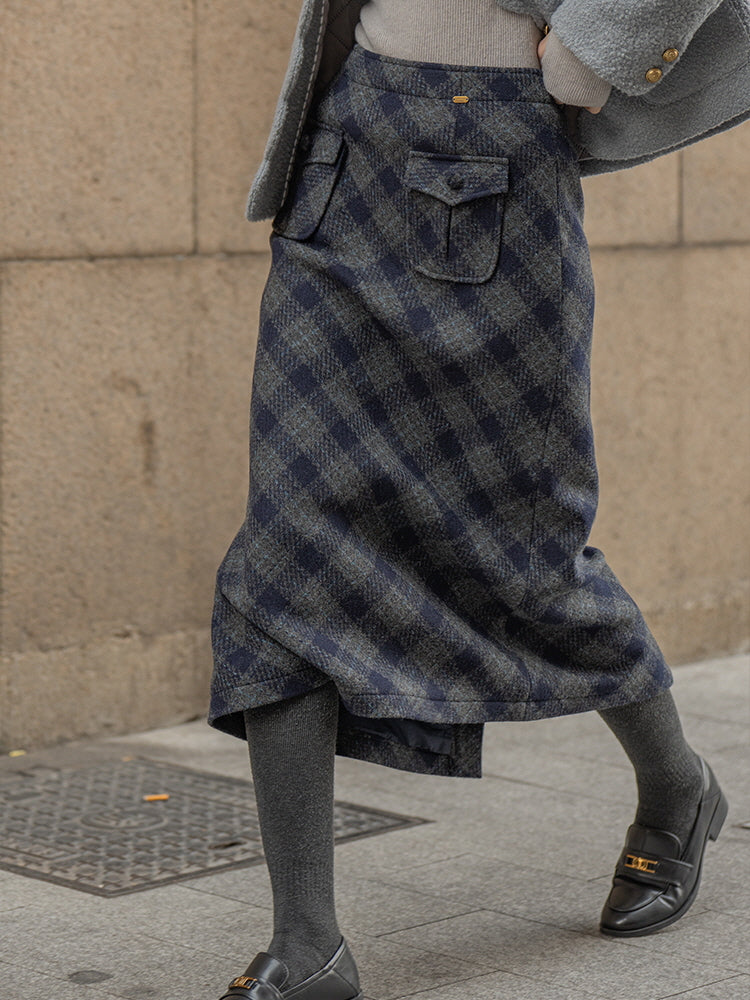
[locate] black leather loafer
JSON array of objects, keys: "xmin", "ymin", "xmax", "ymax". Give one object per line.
[
  {"xmin": 219, "ymin": 937, "xmax": 362, "ymax": 999},
  {"xmin": 600, "ymin": 756, "xmax": 728, "ymax": 937}
]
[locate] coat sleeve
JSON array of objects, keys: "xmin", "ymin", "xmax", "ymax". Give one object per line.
[{"xmin": 549, "ymin": 0, "xmax": 725, "ymax": 96}]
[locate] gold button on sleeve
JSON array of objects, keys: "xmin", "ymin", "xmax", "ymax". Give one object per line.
[
  {"xmin": 645, "ymin": 67, "xmax": 663, "ymax": 83},
  {"xmin": 663, "ymin": 48, "xmax": 679, "ymax": 62}
]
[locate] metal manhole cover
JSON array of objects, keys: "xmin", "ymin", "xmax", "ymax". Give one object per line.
[{"xmin": 0, "ymin": 758, "xmax": 427, "ymax": 896}]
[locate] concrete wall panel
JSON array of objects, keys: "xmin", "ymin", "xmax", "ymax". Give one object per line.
[
  {"xmin": 2, "ymin": 629, "xmax": 212, "ymax": 750},
  {"xmin": 582, "ymin": 153, "xmax": 681, "ymax": 248},
  {"xmin": 682, "ymin": 121, "xmax": 750, "ymax": 244},
  {"xmin": 1, "ymin": 5, "xmax": 748, "ymax": 751},
  {"xmin": 588, "ymin": 245, "xmax": 750, "ymax": 663},
  {"xmin": 1, "ymin": 255, "xmax": 266, "ymax": 656},
  {"xmin": 0, "ymin": 1, "xmax": 194, "ymax": 259},
  {"xmin": 196, "ymin": 0, "xmax": 299, "ymax": 254}
]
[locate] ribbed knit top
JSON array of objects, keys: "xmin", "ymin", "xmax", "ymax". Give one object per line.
[
  {"xmin": 355, "ymin": 0, "xmax": 542, "ymax": 68},
  {"xmin": 353, "ymin": 0, "xmax": 613, "ymax": 109}
]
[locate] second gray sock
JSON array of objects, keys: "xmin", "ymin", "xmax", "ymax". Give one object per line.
[{"xmin": 599, "ymin": 689, "xmax": 705, "ymax": 848}]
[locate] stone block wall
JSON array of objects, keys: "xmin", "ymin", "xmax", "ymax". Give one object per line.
[{"xmin": 1, "ymin": 1, "xmax": 748, "ymax": 750}]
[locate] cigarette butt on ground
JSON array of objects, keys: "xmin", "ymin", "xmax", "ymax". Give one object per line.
[
  {"xmin": 8, "ymin": 750, "xmax": 27, "ymax": 757},
  {"xmin": 143, "ymin": 793, "xmax": 170, "ymax": 802}
]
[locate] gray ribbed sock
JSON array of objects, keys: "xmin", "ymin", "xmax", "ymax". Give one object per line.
[
  {"xmin": 598, "ymin": 689, "xmax": 705, "ymax": 848},
  {"xmin": 244, "ymin": 682, "xmax": 342, "ymax": 989}
]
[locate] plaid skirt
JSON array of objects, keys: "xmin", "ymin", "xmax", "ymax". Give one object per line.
[{"xmin": 209, "ymin": 42, "xmax": 672, "ymax": 777}]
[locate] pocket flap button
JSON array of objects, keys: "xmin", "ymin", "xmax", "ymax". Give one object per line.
[{"xmin": 405, "ymin": 152, "xmax": 509, "ymax": 207}]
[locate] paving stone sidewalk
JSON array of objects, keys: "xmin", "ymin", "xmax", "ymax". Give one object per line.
[{"xmin": 1, "ymin": 654, "xmax": 748, "ymax": 1000}]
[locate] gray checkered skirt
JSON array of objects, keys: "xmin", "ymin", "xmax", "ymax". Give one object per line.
[{"xmin": 209, "ymin": 42, "xmax": 672, "ymax": 777}]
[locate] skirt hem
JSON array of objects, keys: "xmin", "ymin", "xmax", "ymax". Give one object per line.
[{"xmin": 207, "ymin": 660, "xmax": 673, "ymax": 778}]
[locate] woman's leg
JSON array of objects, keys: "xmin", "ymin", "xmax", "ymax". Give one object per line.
[
  {"xmin": 243, "ymin": 682, "xmax": 342, "ymax": 988},
  {"xmin": 598, "ymin": 688, "xmax": 704, "ymax": 846}
]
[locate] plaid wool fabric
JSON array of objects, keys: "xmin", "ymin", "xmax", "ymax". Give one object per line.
[{"xmin": 209, "ymin": 43, "xmax": 672, "ymax": 777}]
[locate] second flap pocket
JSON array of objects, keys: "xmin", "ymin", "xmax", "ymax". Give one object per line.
[
  {"xmin": 405, "ymin": 152, "xmax": 510, "ymax": 283},
  {"xmin": 272, "ymin": 122, "xmax": 346, "ymax": 241}
]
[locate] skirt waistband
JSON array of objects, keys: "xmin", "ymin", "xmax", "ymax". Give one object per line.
[{"xmin": 339, "ymin": 41, "xmax": 555, "ymax": 104}]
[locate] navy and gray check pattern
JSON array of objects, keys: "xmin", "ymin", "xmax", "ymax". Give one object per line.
[{"xmin": 209, "ymin": 43, "xmax": 672, "ymax": 778}]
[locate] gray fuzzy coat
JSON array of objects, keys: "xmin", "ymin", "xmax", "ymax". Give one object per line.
[{"xmin": 246, "ymin": 0, "xmax": 750, "ymax": 221}]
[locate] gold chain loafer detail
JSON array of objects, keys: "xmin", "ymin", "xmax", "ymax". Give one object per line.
[
  {"xmin": 600, "ymin": 757, "xmax": 728, "ymax": 937},
  {"xmin": 219, "ymin": 937, "xmax": 363, "ymax": 1000}
]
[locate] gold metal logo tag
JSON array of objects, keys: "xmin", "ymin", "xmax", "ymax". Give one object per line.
[
  {"xmin": 625, "ymin": 855, "xmax": 659, "ymax": 874},
  {"xmin": 452, "ymin": 95, "xmax": 469, "ymax": 103},
  {"xmin": 229, "ymin": 976, "xmax": 258, "ymax": 989}
]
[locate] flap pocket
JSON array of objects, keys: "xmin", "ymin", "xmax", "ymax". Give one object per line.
[
  {"xmin": 405, "ymin": 152, "xmax": 510, "ymax": 207},
  {"xmin": 297, "ymin": 122, "xmax": 345, "ymax": 164},
  {"xmin": 272, "ymin": 122, "xmax": 346, "ymax": 241}
]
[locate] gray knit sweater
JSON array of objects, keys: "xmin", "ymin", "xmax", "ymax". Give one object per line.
[{"xmin": 354, "ymin": 0, "xmax": 612, "ymax": 107}]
